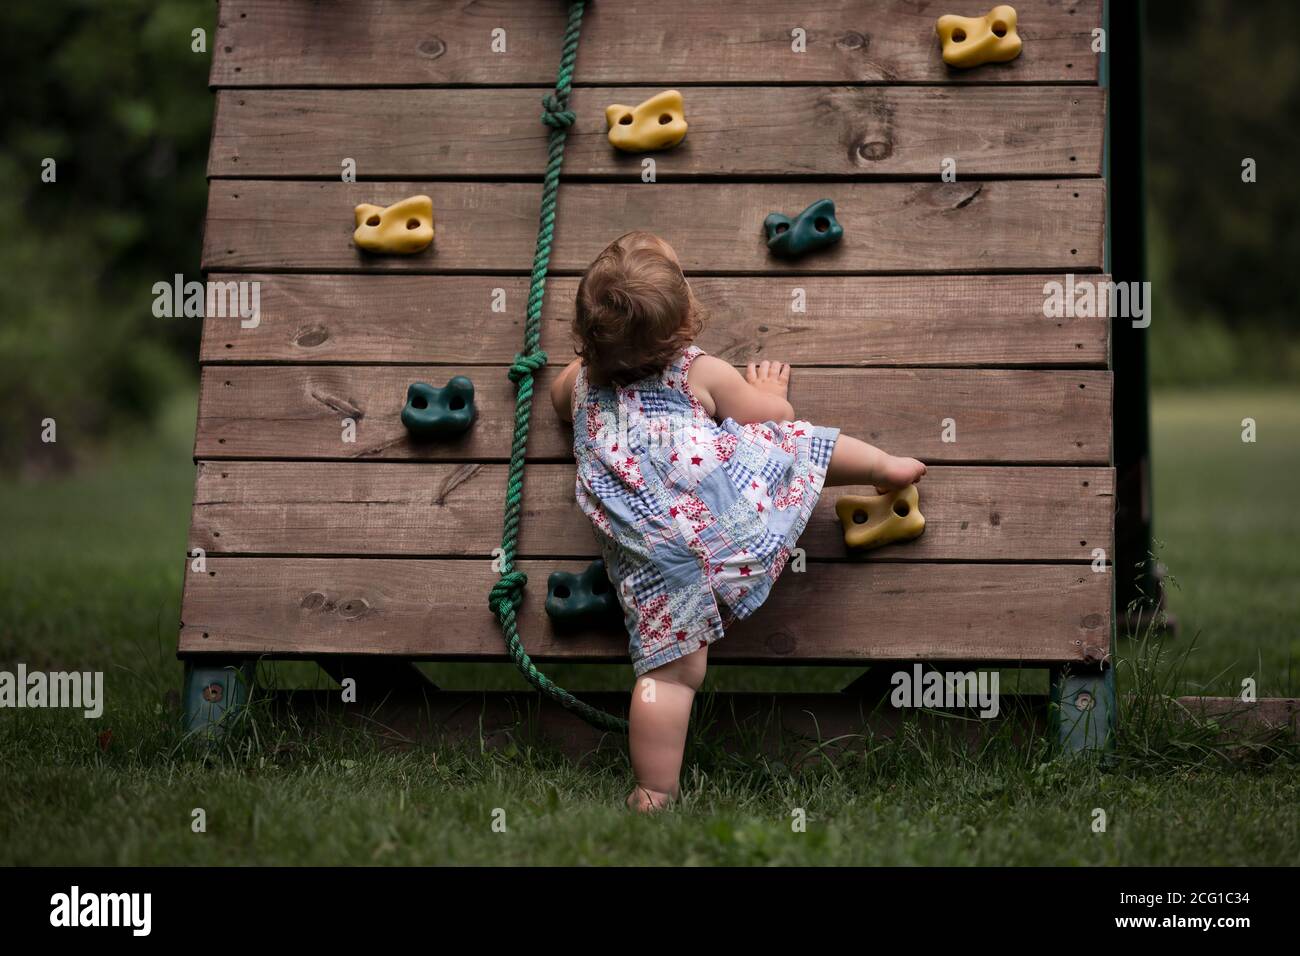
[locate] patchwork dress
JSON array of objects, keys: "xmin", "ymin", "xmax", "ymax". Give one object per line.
[{"xmin": 572, "ymin": 345, "xmax": 839, "ymax": 676}]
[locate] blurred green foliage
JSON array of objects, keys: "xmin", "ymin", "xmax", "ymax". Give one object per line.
[
  {"xmin": 0, "ymin": 0, "xmax": 1295, "ymax": 469},
  {"xmin": 0, "ymin": 1, "xmax": 212, "ymax": 468},
  {"xmin": 1146, "ymin": 0, "xmax": 1300, "ymax": 386}
]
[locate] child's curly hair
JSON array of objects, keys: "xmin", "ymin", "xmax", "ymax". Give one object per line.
[{"xmin": 573, "ymin": 231, "xmax": 704, "ymax": 386}]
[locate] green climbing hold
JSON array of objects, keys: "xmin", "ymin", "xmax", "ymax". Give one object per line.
[
  {"xmin": 763, "ymin": 198, "xmax": 844, "ymax": 258},
  {"xmin": 546, "ymin": 559, "xmax": 622, "ymax": 629},
  {"xmin": 401, "ymin": 377, "xmax": 475, "ymax": 439}
]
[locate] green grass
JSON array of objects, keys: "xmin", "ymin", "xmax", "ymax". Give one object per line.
[
  {"xmin": 1151, "ymin": 388, "xmax": 1300, "ymax": 695},
  {"xmin": 1, "ymin": 387, "xmax": 1297, "ymax": 866}
]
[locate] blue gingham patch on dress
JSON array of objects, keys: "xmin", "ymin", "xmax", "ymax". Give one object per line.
[{"xmin": 809, "ymin": 433, "xmax": 837, "ymax": 469}]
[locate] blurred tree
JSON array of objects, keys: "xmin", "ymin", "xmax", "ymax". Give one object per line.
[
  {"xmin": 0, "ymin": 0, "xmax": 1295, "ymax": 469},
  {"xmin": 0, "ymin": 0, "xmax": 213, "ymax": 469},
  {"xmin": 1146, "ymin": 0, "xmax": 1300, "ymax": 384}
]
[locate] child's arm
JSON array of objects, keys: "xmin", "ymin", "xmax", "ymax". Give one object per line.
[
  {"xmin": 550, "ymin": 357, "xmax": 582, "ymax": 422},
  {"xmin": 688, "ymin": 355, "xmax": 795, "ymax": 424}
]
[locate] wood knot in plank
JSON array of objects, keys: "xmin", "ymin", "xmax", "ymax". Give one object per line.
[
  {"xmin": 765, "ymin": 629, "xmax": 797, "ymax": 656},
  {"xmin": 837, "ymin": 89, "xmax": 895, "ymax": 166},
  {"xmin": 299, "ymin": 590, "xmax": 374, "ymax": 620},
  {"xmin": 952, "ymin": 184, "xmax": 984, "ymax": 210},
  {"xmin": 338, "ymin": 598, "xmax": 373, "ymax": 620},
  {"xmin": 435, "ymin": 463, "xmax": 482, "ymax": 505},
  {"xmin": 309, "ymin": 388, "xmax": 363, "ymax": 420},
  {"xmin": 294, "ymin": 326, "xmax": 330, "ymax": 348},
  {"xmin": 417, "ymin": 37, "xmax": 446, "ymax": 59},
  {"xmin": 300, "ymin": 591, "xmax": 328, "ymax": 611},
  {"xmin": 856, "ymin": 140, "xmax": 894, "ymax": 162}
]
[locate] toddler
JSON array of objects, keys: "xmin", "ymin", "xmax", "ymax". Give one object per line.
[{"xmin": 550, "ymin": 232, "xmax": 926, "ymax": 812}]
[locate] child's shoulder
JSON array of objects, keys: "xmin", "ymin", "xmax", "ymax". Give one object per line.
[
  {"xmin": 686, "ymin": 350, "xmax": 728, "ymax": 378},
  {"xmin": 683, "ymin": 350, "xmax": 729, "ymax": 416},
  {"xmin": 661, "ymin": 344, "xmax": 707, "ymax": 381}
]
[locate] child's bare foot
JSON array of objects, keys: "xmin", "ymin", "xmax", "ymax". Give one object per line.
[
  {"xmin": 873, "ymin": 455, "xmax": 927, "ymax": 493},
  {"xmin": 626, "ymin": 786, "xmax": 674, "ymax": 813}
]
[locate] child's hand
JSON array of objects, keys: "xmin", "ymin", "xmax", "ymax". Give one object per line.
[
  {"xmin": 746, "ymin": 361, "xmax": 790, "ymax": 402},
  {"xmin": 689, "ymin": 355, "xmax": 795, "ymax": 424}
]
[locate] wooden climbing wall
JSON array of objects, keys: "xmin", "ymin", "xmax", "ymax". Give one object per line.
[{"xmin": 182, "ymin": 0, "xmax": 1112, "ymax": 672}]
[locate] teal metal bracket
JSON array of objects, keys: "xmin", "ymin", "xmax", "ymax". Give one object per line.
[
  {"xmin": 182, "ymin": 660, "xmax": 255, "ymax": 737},
  {"xmin": 1050, "ymin": 665, "xmax": 1116, "ymax": 754}
]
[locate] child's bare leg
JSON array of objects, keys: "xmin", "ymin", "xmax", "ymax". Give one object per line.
[
  {"xmin": 825, "ymin": 434, "xmax": 927, "ymax": 490},
  {"xmin": 627, "ymin": 645, "xmax": 708, "ymax": 812}
]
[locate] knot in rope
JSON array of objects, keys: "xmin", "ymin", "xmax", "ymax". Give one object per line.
[
  {"xmin": 541, "ymin": 93, "xmax": 575, "ymax": 129},
  {"xmin": 486, "ymin": 0, "xmax": 627, "ymax": 733},
  {"xmin": 488, "ymin": 570, "xmax": 528, "ymax": 618},
  {"xmin": 508, "ymin": 349, "xmax": 548, "ymax": 384}
]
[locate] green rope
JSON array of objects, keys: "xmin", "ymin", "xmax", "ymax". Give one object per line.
[{"xmin": 487, "ymin": 0, "xmax": 628, "ymax": 734}]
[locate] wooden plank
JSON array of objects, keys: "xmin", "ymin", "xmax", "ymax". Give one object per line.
[
  {"xmin": 190, "ymin": 462, "xmax": 1115, "ymax": 562},
  {"xmin": 209, "ymin": 87, "xmax": 1105, "ymax": 179},
  {"xmin": 194, "ymin": 366, "xmax": 1112, "ymax": 464},
  {"xmin": 201, "ymin": 180, "xmax": 1106, "ymax": 274},
  {"xmin": 211, "ymin": 0, "xmax": 1101, "ymax": 87},
  {"xmin": 1178, "ymin": 698, "xmax": 1300, "ymax": 735},
  {"xmin": 178, "ymin": 559, "xmax": 1112, "ymax": 664},
  {"xmin": 200, "ymin": 274, "xmax": 1111, "ymax": 367}
]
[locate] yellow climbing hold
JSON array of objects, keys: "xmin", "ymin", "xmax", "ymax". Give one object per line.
[
  {"xmin": 353, "ymin": 195, "xmax": 435, "ymax": 254},
  {"xmin": 836, "ymin": 484, "xmax": 926, "ymax": 552},
  {"xmin": 936, "ymin": 5, "xmax": 1022, "ymax": 69},
  {"xmin": 605, "ymin": 90, "xmax": 688, "ymax": 153}
]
